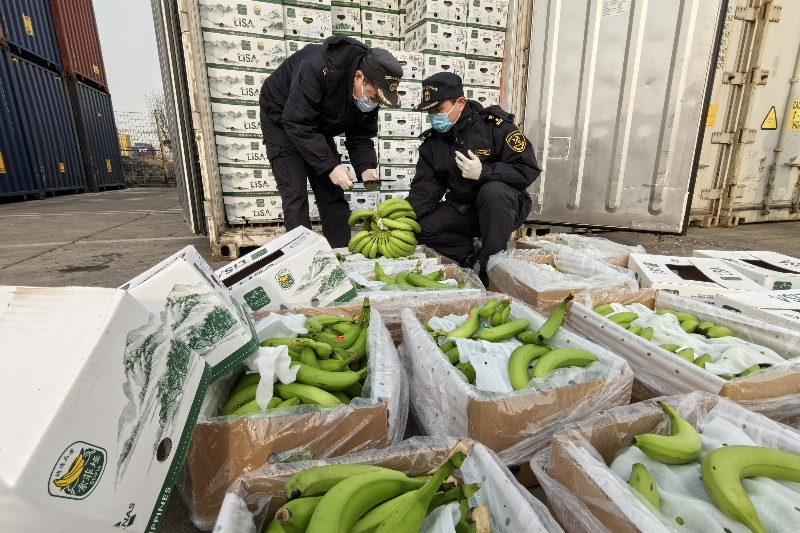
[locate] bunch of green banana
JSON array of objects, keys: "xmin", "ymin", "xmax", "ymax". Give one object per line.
[
  {"xmin": 347, "ymin": 199, "xmax": 422, "ymax": 259},
  {"xmin": 373, "ymin": 262, "xmax": 463, "ymax": 290},
  {"xmin": 268, "ymin": 441, "xmax": 491, "ymax": 533},
  {"xmin": 632, "ymin": 402, "xmax": 702, "ymax": 464}
]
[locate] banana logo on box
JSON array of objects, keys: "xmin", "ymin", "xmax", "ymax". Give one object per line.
[
  {"xmin": 48, "ymin": 442, "xmax": 107, "ymax": 500},
  {"xmin": 276, "ymin": 269, "xmax": 295, "ymax": 290}
]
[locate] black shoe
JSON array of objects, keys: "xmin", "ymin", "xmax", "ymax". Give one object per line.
[{"xmin": 459, "ymin": 250, "xmax": 478, "ymax": 269}]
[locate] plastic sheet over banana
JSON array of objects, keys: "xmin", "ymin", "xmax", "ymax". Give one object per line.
[
  {"xmin": 516, "ymin": 233, "xmax": 645, "ymax": 268},
  {"xmin": 214, "ymin": 437, "xmax": 565, "ymax": 533},
  {"xmin": 345, "ymin": 262, "xmax": 485, "ymax": 299},
  {"xmin": 399, "ymin": 293, "xmax": 634, "ymax": 469},
  {"xmin": 531, "ymin": 391, "xmax": 800, "ymax": 533},
  {"xmin": 569, "ymin": 289, "xmax": 800, "ymax": 425},
  {"xmin": 177, "ymin": 306, "xmax": 409, "ymax": 530}
]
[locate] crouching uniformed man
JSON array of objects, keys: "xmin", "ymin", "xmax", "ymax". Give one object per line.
[
  {"xmin": 406, "ymin": 72, "xmax": 541, "ymax": 286},
  {"xmin": 260, "ymin": 36, "xmax": 403, "ymax": 247}
]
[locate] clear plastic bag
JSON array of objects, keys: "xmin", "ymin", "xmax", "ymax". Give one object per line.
[
  {"xmin": 399, "ymin": 293, "xmax": 634, "ymax": 467},
  {"xmin": 517, "ymin": 233, "xmax": 645, "ymax": 267},
  {"xmin": 345, "ymin": 263, "xmax": 485, "ymax": 295},
  {"xmin": 531, "ymin": 391, "xmax": 800, "ymax": 533},
  {"xmin": 568, "ymin": 289, "xmax": 800, "ymax": 423},
  {"xmin": 177, "ymin": 307, "xmax": 409, "ymax": 530},
  {"xmin": 213, "ymin": 437, "xmax": 564, "ymax": 533},
  {"xmin": 336, "ymin": 245, "xmax": 445, "ymax": 268}
]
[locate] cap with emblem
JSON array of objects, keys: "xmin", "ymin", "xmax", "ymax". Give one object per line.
[
  {"xmin": 360, "ymin": 48, "xmax": 403, "ymax": 108},
  {"xmin": 413, "ymin": 72, "xmax": 464, "ymax": 111}
]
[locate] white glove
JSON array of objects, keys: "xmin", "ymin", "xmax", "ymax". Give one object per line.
[
  {"xmin": 361, "ymin": 168, "xmax": 379, "ymax": 182},
  {"xmin": 455, "ymin": 150, "xmax": 482, "ymax": 180},
  {"xmin": 329, "ymin": 165, "xmax": 354, "ymax": 190}
]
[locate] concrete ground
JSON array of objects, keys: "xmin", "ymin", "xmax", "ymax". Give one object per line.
[{"xmin": 2, "ymin": 188, "xmax": 799, "ymax": 532}]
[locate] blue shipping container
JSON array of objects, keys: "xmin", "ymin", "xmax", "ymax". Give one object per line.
[
  {"xmin": 2, "ymin": 51, "xmax": 85, "ymax": 193},
  {"xmin": 0, "ymin": 49, "xmax": 42, "ymax": 198},
  {"xmin": 0, "ymin": 0, "xmax": 61, "ymax": 69},
  {"xmin": 67, "ymin": 79, "xmax": 126, "ymax": 189}
]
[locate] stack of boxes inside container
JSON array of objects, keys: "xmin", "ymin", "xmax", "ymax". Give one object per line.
[
  {"xmin": 0, "ymin": 0, "xmax": 124, "ymax": 200},
  {"xmin": 200, "ymin": 0, "xmax": 506, "ymax": 225}
]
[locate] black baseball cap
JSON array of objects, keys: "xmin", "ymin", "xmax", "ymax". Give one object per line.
[
  {"xmin": 414, "ymin": 72, "xmax": 464, "ymax": 111},
  {"xmin": 360, "ymin": 48, "xmax": 403, "ymax": 108}
]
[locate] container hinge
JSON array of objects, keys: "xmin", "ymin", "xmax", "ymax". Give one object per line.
[
  {"xmin": 739, "ymin": 129, "xmax": 757, "ymax": 144},
  {"xmin": 751, "ymin": 68, "xmax": 769, "ymax": 85},
  {"xmin": 710, "ymin": 129, "xmax": 756, "ymax": 145},
  {"xmin": 734, "ymin": 6, "xmax": 757, "ymax": 21},
  {"xmin": 711, "ymin": 132, "xmax": 734, "ymax": 144},
  {"xmin": 722, "ymin": 71, "xmax": 746, "ymax": 85},
  {"xmin": 699, "ymin": 188, "xmax": 723, "ymax": 200},
  {"xmin": 764, "ymin": 3, "xmax": 782, "ymax": 22}
]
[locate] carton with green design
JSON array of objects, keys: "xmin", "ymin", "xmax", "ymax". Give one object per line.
[
  {"xmin": 0, "ymin": 286, "xmax": 210, "ymax": 532},
  {"xmin": 693, "ymin": 250, "xmax": 800, "ymax": 290},
  {"xmin": 215, "ymin": 226, "xmax": 357, "ymax": 312},
  {"xmin": 122, "ymin": 246, "xmax": 259, "ymax": 382}
]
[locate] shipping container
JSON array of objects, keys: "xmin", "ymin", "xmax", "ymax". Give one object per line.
[
  {"xmin": 0, "ymin": 0, "xmax": 61, "ymax": 69},
  {"xmin": 691, "ymin": 0, "xmax": 800, "ymax": 227},
  {"xmin": 48, "ymin": 0, "xmax": 108, "ymax": 89},
  {"xmin": 0, "ymin": 49, "xmax": 42, "ymax": 198},
  {"xmin": 67, "ymin": 79, "xmax": 125, "ymax": 190},
  {"xmin": 3, "ymin": 51, "xmax": 86, "ymax": 193}
]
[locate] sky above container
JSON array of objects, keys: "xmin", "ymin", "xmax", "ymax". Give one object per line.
[{"xmin": 92, "ymin": 0, "xmax": 162, "ymax": 115}]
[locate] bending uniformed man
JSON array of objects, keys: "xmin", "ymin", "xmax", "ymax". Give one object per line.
[
  {"xmin": 260, "ymin": 36, "xmax": 403, "ymax": 247},
  {"xmin": 407, "ymin": 72, "xmax": 541, "ymax": 286}
]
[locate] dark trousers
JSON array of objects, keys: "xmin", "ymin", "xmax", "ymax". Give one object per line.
[
  {"xmin": 417, "ymin": 181, "xmax": 532, "ymax": 269},
  {"xmin": 265, "ymin": 141, "xmax": 351, "ymax": 248}
]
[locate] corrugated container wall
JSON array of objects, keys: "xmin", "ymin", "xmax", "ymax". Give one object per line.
[
  {"xmin": 48, "ymin": 0, "xmax": 107, "ymax": 89},
  {"xmin": 0, "ymin": 49, "xmax": 41, "ymax": 197},
  {"xmin": 67, "ymin": 79, "xmax": 125, "ymax": 189},
  {"xmin": 0, "ymin": 0, "xmax": 61, "ymax": 69},
  {"xmin": 3, "ymin": 52, "xmax": 85, "ymax": 193}
]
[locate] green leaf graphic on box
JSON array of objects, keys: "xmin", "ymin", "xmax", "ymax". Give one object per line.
[
  {"xmin": 162, "ymin": 283, "xmax": 238, "ymax": 356},
  {"xmin": 663, "ymin": 289, "xmax": 679, "ymax": 294},
  {"xmin": 774, "ymin": 281, "xmax": 792, "ymax": 290},
  {"xmin": 722, "ymin": 305, "xmax": 741, "ymax": 313},
  {"xmin": 293, "ymin": 251, "xmax": 350, "ymax": 300},
  {"xmin": 244, "ymin": 286, "xmax": 271, "ymax": 310}
]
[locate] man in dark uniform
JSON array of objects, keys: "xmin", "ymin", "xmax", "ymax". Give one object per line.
[
  {"xmin": 260, "ymin": 36, "xmax": 403, "ymax": 247},
  {"xmin": 407, "ymin": 72, "xmax": 541, "ymax": 287}
]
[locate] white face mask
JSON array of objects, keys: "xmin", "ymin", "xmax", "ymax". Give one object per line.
[{"xmin": 354, "ymin": 78, "xmax": 379, "ymax": 112}]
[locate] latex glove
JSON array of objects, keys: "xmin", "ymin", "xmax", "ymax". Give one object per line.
[
  {"xmin": 329, "ymin": 165, "xmax": 354, "ymax": 190},
  {"xmin": 361, "ymin": 168, "xmax": 379, "ymax": 182},
  {"xmin": 455, "ymin": 150, "xmax": 482, "ymax": 180}
]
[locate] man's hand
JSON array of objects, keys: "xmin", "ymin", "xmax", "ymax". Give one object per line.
[
  {"xmin": 329, "ymin": 165, "xmax": 354, "ymax": 190},
  {"xmin": 455, "ymin": 150, "xmax": 482, "ymax": 180},
  {"xmin": 361, "ymin": 168, "xmax": 380, "ymax": 190}
]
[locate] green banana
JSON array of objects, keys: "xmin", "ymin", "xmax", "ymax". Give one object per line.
[
  {"xmin": 391, "ymin": 230, "xmax": 418, "ymax": 246},
  {"xmin": 609, "ymin": 311, "xmax": 639, "ymax": 324},
  {"xmin": 508, "ymin": 344, "xmax": 551, "ymax": 390},
  {"xmin": 593, "ymin": 304, "xmax": 615, "ymax": 316},
  {"xmin": 639, "ymin": 327, "xmax": 654, "ymax": 341},
  {"xmin": 261, "ymin": 337, "xmax": 303, "ymax": 352},
  {"xmin": 632, "ymin": 401, "xmax": 701, "ymax": 464},
  {"xmin": 455, "ymin": 362, "xmax": 476, "ymax": 384},
  {"xmin": 657, "ymin": 310, "xmax": 698, "ymax": 323},
  {"xmin": 221, "ymin": 384, "xmax": 259, "ymax": 416},
  {"xmin": 531, "ymin": 348, "xmax": 598, "ymax": 378},
  {"xmin": 677, "ymin": 347, "xmax": 695, "ymax": 362},
  {"xmin": 305, "ymin": 314, "xmax": 353, "ymax": 333},
  {"xmin": 500, "ymin": 303, "xmax": 512, "ymax": 324},
  {"xmin": 285, "ymin": 464, "xmax": 400, "ymax": 499},
  {"xmin": 479, "ymin": 299, "xmax": 501, "ymax": 318},
  {"xmin": 473, "ymin": 318, "xmax": 529, "ymax": 342},
  {"xmin": 332, "ymin": 390, "xmax": 351, "ymax": 404},
  {"xmin": 702, "ymin": 445, "xmax": 800, "ymax": 533},
  {"xmin": 660, "ymin": 344, "xmax": 682, "ymax": 353},
  {"xmin": 680, "ymin": 319, "xmax": 699, "ymax": 333},
  {"xmin": 377, "ymin": 199, "xmax": 413, "ymax": 218},
  {"xmin": 305, "ymin": 470, "xmax": 428, "ymax": 533},
  {"xmin": 737, "ymin": 363, "xmax": 761, "ymax": 378},
  {"xmin": 351, "ymin": 492, "xmax": 417, "ymax": 533},
  {"xmin": 490, "ymin": 300, "xmax": 509, "ymax": 327},
  {"xmin": 275, "ymin": 397, "xmax": 301, "ymax": 408},
  {"xmin": 697, "ymin": 321, "xmax": 716, "ymax": 335},
  {"xmin": 387, "ymin": 209, "xmax": 417, "ymax": 220},
  {"xmin": 349, "ymin": 209, "xmax": 378, "ymax": 227},
  {"xmin": 299, "ymin": 346, "xmax": 320, "ymax": 368},
  {"xmin": 276, "ymin": 496, "xmax": 323, "ymax": 533},
  {"xmin": 292, "ymin": 362, "xmax": 365, "ymax": 391},
  {"xmin": 230, "ymin": 396, "xmax": 281, "ymax": 416},
  {"xmin": 275, "ymin": 383, "xmax": 342, "ymax": 408},
  {"xmin": 231, "ymin": 372, "xmax": 261, "ymax": 394},
  {"xmin": 439, "ymin": 341, "xmax": 456, "ymax": 353},
  {"xmin": 693, "ymin": 354, "xmax": 712, "ymax": 368},
  {"xmin": 375, "ymin": 262, "xmax": 396, "ymax": 284},
  {"xmin": 319, "ymin": 356, "xmax": 353, "ymax": 373},
  {"xmin": 536, "ymin": 294, "xmax": 574, "ymax": 343},
  {"xmin": 628, "ymin": 325, "xmax": 643, "ymax": 335},
  {"xmin": 706, "ymin": 325, "xmax": 735, "ymax": 338},
  {"xmin": 628, "ymin": 463, "xmax": 660, "ymax": 512},
  {"xmin": 443, "ymin": 345, "xmax": 460, "ymax": 364},
  {"xmin": 380, "ymin": 217, "xmax": 415, "ymax": 232},
  {"xmin": 393, "ymin": 216, "xmax": 422, "ymax": 233},
  {"xmin": 264, "ymin": 518, "xmax": 286, "ymax": 533},
  {"xmin": 315, "ymin": 300, "xmax": 370, "ymax": 350},
  {"xmin": 344, "ymin": 381, "xmax": 363, "ymax": 399},
  {"xmin": 331, "ymin": 322, "xmax": 356, "ymax": 334},
  {"xmin": 517, "ymin": 331, "xmax": 542, "ymax": 345},
  {"xmin": 424, "ymin": 269, "xmax": 444, "ymax": 281},
  {"xmin": 337, "ymin": 327, "xmax": 368, "ymax": 362},
  {"xmin": 444, "ymin": 307, "xmax": 482, "ymax": 338},
  {"xmin": 348, "ymin": 230, "xmax": 372, "ymax": 253},
  {"xmin": 407, "ymin": 272, "xmax": 454, "ymax": 289}
]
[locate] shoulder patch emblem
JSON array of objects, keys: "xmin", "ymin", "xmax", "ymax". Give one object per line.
[
  {"xmin": 506, "ymin": 130, "xmax": 527, "ymax": 152},
  {"xmin": 485, "ymin": 114, "xmax": 503, "ymax": 126}
]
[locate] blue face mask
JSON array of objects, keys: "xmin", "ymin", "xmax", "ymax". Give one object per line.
[
  {"xmin": 354, "ymin": 79, "xmax": 379, "ymax": 112},
  {"xmin": 430, "ymin": 103, "xmax": 459, "ymax": 133}
]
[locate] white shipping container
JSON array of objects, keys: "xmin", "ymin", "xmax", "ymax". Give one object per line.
[
  {"xmin": 207, "ymin": 67, "xmax": 268, "ymax": 103},
  {"xmin": 464, "ymin": 57, "xmax": 502, "ymax": 87},
  {"xmin": 215, "ymin": 136, "xmax": 269, "ymax": 166},
  {"xmin": 405, "ymin": 0, "xmax": 467, "ymax": 28},
  {"xmin": 361, "ymin": 36, "xmax": 404, "ymax": 51},
  {"xmin": 361, "ymin": 9, "xmax": 402, "ymax": 38},
  {"xmin": 203, "ymin": 32, "xmax": 286, "ymax": 71},
  {"xmin": 467, "ymin": 26, "xmax": 505, "ymax": 58},
  {"xmin": 464, "ymin": 85, "xmax": 500, "ymax": 106},
  {"xmin": 467, "ymin": 0, "xmax": 509, "ymax": 28},
  {"xmin": 380, "ymin": 138, "xmax": 420, "ymax": 165},
  {"xmin": 392, "ymin": 50, "xmax": 424, "ymax": 80},
  {"xmin": 331, "ymin": 5, "xmax": 361, "ymax": 33},
  {"xmin": 423, "ymin": 52, "xmax": 467, "ymax": 78},
  {"xmin": 211, "ymin": 102, "xmax": 262, "ymax": 137},
  {"xmin": 224, "ymin": 194, "xmax": 284, "ymax": 223},
  {"xmin": 198, "ymin": 0, "xmax": 284, "ymax": 37},
  {"xmin": 404, "ymin": 21, "xmax": 467, "ymax": 54},
  {"xmin": 219, "ymin": 166, "xmax": 278, "ymax": 194},
  {"xmin": 396, "ymin": 80, "xmax": 422, "ymax": 110},
  {"xmin": 283, "ymin": 6, "xmax": 332, "ymax": 39},
  {"xmin": 379, "ymin": 109, "xmax": 424, "ymax": 137}
]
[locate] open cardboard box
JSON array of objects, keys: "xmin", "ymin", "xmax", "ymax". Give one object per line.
[
  {"xmin": 694, "ymin": 250, "xmax": 800, "ymax": 290},
  {"xmin": 534, "ymin": 392, "xmax": 800, "ymax": 533},
  {"xmin": 214, "ymin": 437, "xmax": 564, "ymax": 533},
  {"xmin": 515, "ymin": 234, "xmax": 643, "ymax": 268},
  {"xmin": 179, "ymin": 304, "xmax": 406, "ymax": 530},
  {"xmin": 336, "ymin": 244, "xmax": 447, "ymax": 269},
  {"xmin": 715, "ymin": 289, "xmax": 800, "ymax": 330},
  {"xmin": 568, "ymin": 289, "xmax": 800, "ymax": 424},
  {"xmin": 401, "ymin": 293, "xmax": 634, "ymax": 487},
  {"xmin": 489, "ymin": 252, "xmax": 635, "ymax": 313}
]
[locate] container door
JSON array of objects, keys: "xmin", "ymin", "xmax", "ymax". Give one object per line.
[
  {"xmin": 522, "ymin": 0, "xmax": 726, "ymax": 233},
  {"xmin": 150, "ymin": 0, "xmax": 206, "ymax": 234}
]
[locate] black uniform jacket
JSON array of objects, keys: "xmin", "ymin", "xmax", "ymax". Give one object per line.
[
  {"xmin": 407, "ymin": 102, "xmax": 541, "ymax": 219},
  {"xmin": 260, "ymin": 36, "xmax": 379, "ymax": 178}
]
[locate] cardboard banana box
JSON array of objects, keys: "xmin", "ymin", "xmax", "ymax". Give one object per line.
[
  {"xmin": 568, "ymin": 289, "xmax": 800, "ymax": 424},
  {"xmin": 179, "ymin": 305, "xmax": 405, "ymax": 530},
  {"xmin": 515, "ymin": 233, "xmax": 644, "ymax": 268},
  {"xmin": 214, "ymin": 437, "xmax": 564, "ymax": 533},
  {"xmin": 532, "ymin": 392, "xmax": 800, "ymax": 533},
  {"xmin": 401, "ymin": 294, "xmax": 634, "ymax": 487}
]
